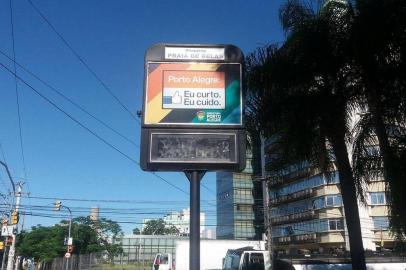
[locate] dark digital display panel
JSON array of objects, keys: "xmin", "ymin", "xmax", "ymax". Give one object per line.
[{"xmin": 150, "ymin": 133, "xmax": 237, "ymax": 163}]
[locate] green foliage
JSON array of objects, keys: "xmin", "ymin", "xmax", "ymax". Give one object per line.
[
  {"xmin": 142, "ymin": 219, "xmax": 180, "ymax": 235},
  {"xmin": 17, "ymin": 225, "xmax": 66, "ymax": 263},
  {"xmin": 73, "ymin": 216, "xmax": 123, "ymax": 262},
  {"xmin": 16, "ymin": 216, "xmax": 123, "ymax": 263},
  {"xmin": 132, "ymin": 228, "xmax": 141, "ymax": 235}
]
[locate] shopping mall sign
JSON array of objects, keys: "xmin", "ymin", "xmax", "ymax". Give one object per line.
[{"xmin": 140, "ymin": 44, "xmax": 245, "ymax": 171}]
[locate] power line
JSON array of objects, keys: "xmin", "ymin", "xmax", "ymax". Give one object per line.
[
  {"xmin": 0, "ymin": 144, "xmax": 8, "ymax": 164},
  {"xmin": 15, "ymin": 210, "xmax": 396, "ymax": 235},
  {"xmin": 25, "ymin": 195, "xmax": 214, "ymax": 204},
  {"xmin": 0, "ymin": 62, "xmax": 189, "ymax": 196},
  {"xmin": 0, "ymin": 49, "xmax": 139, "ymax": 148},
  {"xmin": 24, "ymin": 1, "xmax": 217, "ymax": 196},
  {"xmin": 26, "ymin": 0, "xmax": 140, "ymax": 124},
  {"xmin": 0, "ymin": 50, "xmax": 218, "ymax": 198},
  {"xmin": 9, "ymin": 0, "xmax": 27, "ymax": 178}
]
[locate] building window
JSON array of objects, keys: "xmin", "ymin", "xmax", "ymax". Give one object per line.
[
  {"xmin": 325, "ymin": 195, "xmax": 343, "ymax": 207},
  {"xmin": 236, "ymin": 204, "xmax": 252, "ymax": 212},
  {"xmin": 328, "ymin": 219, "xmax": 344, "ymax": 231},
  {"xmin": 372, "ymin": 217, "xmax": 389, "ymax": 230},
  {"xmin": 218, "ymin": 192, "xmax": 230, "ymax": 201},
  {"xmin": 370, "ymin": 192, "xmax": 386, "ymax": 205}
]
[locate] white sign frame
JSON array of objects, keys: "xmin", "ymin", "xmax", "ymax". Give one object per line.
[{"xmin": 165, "ymin": 47, "xmax": 225, "ymax": 60}]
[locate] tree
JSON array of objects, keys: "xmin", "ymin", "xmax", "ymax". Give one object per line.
[
  {"xmin": 74, "ymin": 217, "xmax": 123, "ymax": 262},
  {"xmin": 132, "ymin": 228, "xmax": 141, "ymax": 235},
  {"xmin": 246, "ymin": 1, "xmax": 367, "ymax": 269},
  {"xmin": 142, "ymin": 219, "xmax": 180, "ymax": 235},
  {"xmin": 16, "ymin": 216, "xmax": 123, "ymax": 263},
  {"xmin": 17, "ymin": 225, "xmax": 66, "ymax": 263},
  {"xmin": 350, "ymin": 0, "xmax": 406, "ymax": 237}
]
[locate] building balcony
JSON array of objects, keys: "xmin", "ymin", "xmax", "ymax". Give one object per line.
[
  {"xmin": 233, "ymin": 181, "xmax": 254, "ymax": 189},
  {"xmin": 270, "ymin": 188, "xmax": 315, "ymax": 206},
  {"xmin": 271, "ymin": 210, "xmax": 316, "ymax": 225},
  {"xmin": 275, "ymin": 233, "xmax": 318, "ymax": 245},
  {"xmin": 235, "ymin": 212, "xmax": 255, "ymax": 220},
  {"xmin": 234, "ymin": 197, "xmax": 255, "ymax": 204},
  {"xmin": 268, "ymin": 168, "xmax": 316, "ymax": 188}
]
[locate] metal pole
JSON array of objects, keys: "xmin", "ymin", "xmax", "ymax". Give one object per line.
[
  {"xmin": 7, "ymin": 182, "xmax": 22, "ymax": 270},
  {"xmin": 62, "ymin": 206, "xmax": 72, "ymax": 270},
  {"xmin": 0, "ymin": 161, "xmax": 15, "ymax": 270},
  {"xmin": 185, "ymin": 171, "xmax": 205, "ymax": 270},
  {"xmin": 0, "ymin": 161, "xmax": 15, "ymax": 194}
]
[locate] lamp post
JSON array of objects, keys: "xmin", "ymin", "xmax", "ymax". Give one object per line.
[
  {"xmin": 64, "ymin": 205, "xmax": 72, "ymax": 270},
  {"xmin": 54, "ymin": 201, "xmax": 72, "ymax": 270}
]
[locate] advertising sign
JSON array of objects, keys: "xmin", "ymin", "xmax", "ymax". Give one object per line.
[
  {"xmin": 144, "ymin": 62, "xmax": 242, "ymax": 126},
  {"xmin": 140, "ymin": 44, "xmax": 245, "ymax": 172}
]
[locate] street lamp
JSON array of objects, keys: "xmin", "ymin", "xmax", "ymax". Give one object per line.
[{"xmin": 54, "ymin": 201, "xmax": 72, "ymax": 270}]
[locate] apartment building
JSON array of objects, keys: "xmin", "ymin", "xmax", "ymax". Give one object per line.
[
  {"xmin": 367, "ymin": 178, "xmax": 395, "ymax": 249},
  {"xmin": 266, "ymin": 153, "xmax": 394, "ymax": 254},
  {"xmin": 216, "ymin": 152, "xmax": 264, "ymax": 240}
]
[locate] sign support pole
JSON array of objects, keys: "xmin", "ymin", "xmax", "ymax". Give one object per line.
[{"xmin": 185, "ymin": 170, "xmax": 205, "ymax": 270}]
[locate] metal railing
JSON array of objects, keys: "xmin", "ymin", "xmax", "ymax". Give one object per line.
[{"xmin": 47, "ymin": 253, "xmax": 105, "ymax": 270}]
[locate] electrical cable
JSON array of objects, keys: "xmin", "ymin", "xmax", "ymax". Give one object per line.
[
  {"xmin": 9, "ymin": 0, "xmax": 27, "ymax": 178},
  {"xmin": 22, "ymin": 1, "xmax": 218, "ymax": 196},
  {"xmin": 0, "ymin": 49, "xmax": 139, "ymax": 148},
  {"xmin": 0, "ymin": 50, "xmax": 217, "ymax": 199},
  {"xmin": 26, "ymin": 0, "xmax": 140, "ymax": 124},
  {"xmin": 0, "ymin": 62, "xmax": 189, "ymax": 196}
]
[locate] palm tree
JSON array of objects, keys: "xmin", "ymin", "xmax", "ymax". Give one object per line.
[
  {"xmin": 246, "ymin": 1, "xmax": 367, "ymax": 269},
  {"xmin": 351, "ymin": 0, "xmax": 406, "ymax": 237}
]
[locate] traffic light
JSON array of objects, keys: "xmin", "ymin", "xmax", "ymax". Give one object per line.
[
  {"xmin": 11, "ymin": 211, "xmax": 19, "ymax": 225},
  {"xmin": 0, "ymin": 241, "xmax": 4, "ymax": 250},
  {"xmin": 67, "ymin": 245, "xmax": 73, "ymax": 253},
  {"xmin": 55, "ymin": 200, "xmax": 62, "ymax": 211}
]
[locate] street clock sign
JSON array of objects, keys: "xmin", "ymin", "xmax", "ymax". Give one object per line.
[{"xmin": 140, "ymin": 44, "xmax": 246, "ymax": 171}]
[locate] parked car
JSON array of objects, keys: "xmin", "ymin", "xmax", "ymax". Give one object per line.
[{"xmin": 152, "ymin": 253, "xmax": 173, "ymax": 270}]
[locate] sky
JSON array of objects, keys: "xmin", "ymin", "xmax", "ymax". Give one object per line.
[{"xmin": 0, "ymin": 0, "xmax": 285, "ymax": 234}]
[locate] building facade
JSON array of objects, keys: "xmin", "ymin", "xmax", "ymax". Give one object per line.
[
  {"xmin": 367, "ymin": 178, "xmax": 395, "ymax": 250},
  {"xmin": 141, "ymin": 208, "xmax": 206, "ymax": 237},
  {"xmin": 118, "ymin": 234, "xmax": 187, "ymax": 265},
  {"xmin": 268, "ymin": 166, "xmax": 350, "ymax": 254},
  {"xmin": 163, "ymin": 208, "xmax": 205, "ymax": 236},
  {"xmin": 216, "ymin": 152, "xmax": 263, "ymax": 240},
  {"xmin": 265, "ymin": 148, "xmax": 395, "ymax": 254}
]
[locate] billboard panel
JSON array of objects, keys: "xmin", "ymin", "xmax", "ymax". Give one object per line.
[
  {"xmin": 144, "ymin": 62, "xmax": 242, "ymax": 126},
  {"xmin": 140, "ymin": 44, "xmax": 245, "ymax": 172}
]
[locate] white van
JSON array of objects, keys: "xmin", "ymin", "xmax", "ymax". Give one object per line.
[
  {"xmin": 222, "ymin": 247, "xmax": 271, "ymax": 270},
  {"xmin": 152, "ymin": 253, "xmax": 173, "ymax": 270}
]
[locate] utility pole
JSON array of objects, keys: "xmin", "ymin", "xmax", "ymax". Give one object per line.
[
  {"xmin": 1, "ymin": 197, "xmax": 11, "ymax": 270},
  {"xmin": 0, "ymin": 161, "xmax": 16, "ymax": 270},
  {"xmin": 7, "ymin": 182, "xmax": 22, "ymax": 270},
  {"xmin": 1, "ymin": 245, "xmax": 8, "ymax": 270}
]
